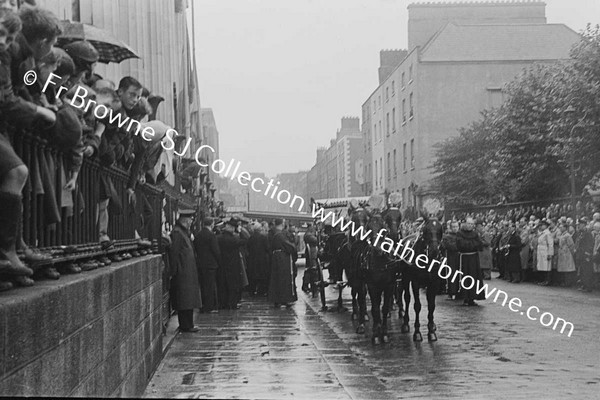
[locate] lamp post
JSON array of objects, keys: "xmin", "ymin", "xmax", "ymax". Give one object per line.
[{"xmin": 564, "ymin": 105, "xmax": 582, "ymax": 218}]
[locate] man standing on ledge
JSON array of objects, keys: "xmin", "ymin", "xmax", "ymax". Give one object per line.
[
  {"xmin": 268, "ymin": 218, "xmax": 298, "ymax": 308},
  {"xmin": 169, "ymin": 209, "xmax": 202, "ymax": 332}
]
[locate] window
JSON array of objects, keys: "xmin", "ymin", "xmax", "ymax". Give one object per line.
[
  {"xmin": 375, "ymin": 160, "xmax": 378, "ymax": 189},
  {"xmin": 409, "ymin": 64, "xmax": 413, "ymax": 82},
  {"xmin": 392, "ymin": 81, "xmax": 395, "ymax": 95},
  {"xmin": 409, "ymin": 93, "xmax": 414, "ymax": 119},
  {"xmin": 402, "ymin": 100, "xmax": 406, "ymax": 123},
  {"xmin": 410, "ymin": 139, "xmax": 415, "ymax": 169},
  {"xmin": 380, "ymin": 157, "xmax": 383, "ymax": 187},
  {"xmin": 386, "ymin": 87, "xmax": 389, "ymax": 102},
  {"xmin": 386, "ymin": 113, "xmax": 390, "ymax": 136},
  {"xmin": 401, "ymin": 72, "xmax": 405, "ymax": 88},
  {"xmin": 403, "ymin": 143, "xmax": 407, "ymax": 171},
  {"xmin": 387, "ymin": 152, "xmax": 391, "ymax": 180},
  {"xmin": 392, "ymin": 108, "xmax": 396, "ymax": 132},
  {"xmin": 373, "ymin": 124, "xmax": 377, "ymax": 141},
  {"xmin": 378, "ymin": 96, "xmax": 381, "ymax": 108},
  {"xmin": 379, "ymin": 121, "xmax": 382, "ymax": 141},
  {"xmin": 393, "ymin": 149, "xmax": 397, "ymax": 176},
  {"xmin": 373, "ymin": 99, "xmax": 376, "ymax": 113},
  {"xmin": 402, "ymin": 188, "xmax": 405, "ymax": 205}
]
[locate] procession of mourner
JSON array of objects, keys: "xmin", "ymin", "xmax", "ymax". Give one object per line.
[{"xmin": 1, "ymin": 0, "xmax": 600, "ymax": 398}]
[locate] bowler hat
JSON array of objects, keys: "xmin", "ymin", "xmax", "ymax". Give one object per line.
[
  {"xmin": 577, "ymin": 217, "xmax": 588, "ymax": 225},
  {"xmin": 226, "ymin": 217, "xmax": 239, "ymax": 227}
]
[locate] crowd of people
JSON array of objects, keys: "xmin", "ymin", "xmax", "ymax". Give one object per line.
[
  {"xmin": 167, "ymin": 210, "xmax": 305, "ymax": 332},
  {"xmin": 434, "ymin": 203, "xmax": 600, "ymax": 299},
  {"xmin": 0, "ymin": 2, "xmax": 170, "ymax": 291}
]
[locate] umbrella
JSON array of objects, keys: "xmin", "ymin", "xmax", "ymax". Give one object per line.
[{"xmin": 58, "ymin": 20, "xmax": 140, "ymax": 63}]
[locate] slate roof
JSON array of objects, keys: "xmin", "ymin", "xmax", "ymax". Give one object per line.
[{"xmin": 420, "ymin": 22, "xmax": 581, "ymax": 62}]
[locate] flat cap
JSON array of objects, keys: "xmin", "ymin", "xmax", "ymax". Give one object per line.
[
  {"xmin": 178, "ymin": 208, "xmax": 195, "ymax": 217},
  {"xmin": 63, "ymin": 40, "xmax": 99, "ymax": 63}
]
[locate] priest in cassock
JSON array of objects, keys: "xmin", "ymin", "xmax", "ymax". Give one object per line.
[{"xmin": 268, "ymin": 218, "xmax": 298, "ymax": 308}]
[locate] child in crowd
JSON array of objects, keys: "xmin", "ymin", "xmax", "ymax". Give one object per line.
[{"xmin": 0, "ymin": 6, "xmax": 61, "ymax": 288}]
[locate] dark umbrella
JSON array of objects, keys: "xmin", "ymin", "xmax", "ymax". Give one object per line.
[{"xmin": 58, "ymin": 20, "xmax": 140, "ymax": 63}]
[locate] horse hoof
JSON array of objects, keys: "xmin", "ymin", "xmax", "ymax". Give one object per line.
[
  {"xmin": 428, "ymin": 323, "xmax": 437, "ymax": 333},
  {"xmin": 356, "ymin": 325, "xmax": 365, "ymax": 334},
  {"xmin": 413, "ymin": 332, "xmax": 423, "ymax": 342},
  {"xmin": 382, "ymin": 334, "xmax": 389, "ymax": 343},
  {"xmin": 372, "ymin": 336, "xmax": 381, "ymax": 345},
  {"xmin": 401, "ymin": 324, "xmax": 410, "ymax": 334},
  {"xmin": 428, "ymin": 332, "xmax": 438, "ymax": 342},
  {"xmin": 364, "ymin": 315, "xmax": 369, "ymax": 322}
]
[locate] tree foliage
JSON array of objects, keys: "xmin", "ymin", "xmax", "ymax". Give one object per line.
[{"xmin": 434, "ymin": 25, "xmax": 600, "ymax": 203}]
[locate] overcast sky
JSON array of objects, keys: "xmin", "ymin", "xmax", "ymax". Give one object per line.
[{"xmin": 192, "ymin": 0, "xmax": 600, "ymax": 177}]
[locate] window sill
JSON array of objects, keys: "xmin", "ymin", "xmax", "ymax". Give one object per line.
[
  {"xmin": 409, "ymin": 115, "xmax": 414, "ymax": 121},
  {"xmin": 402, "ymin": 121, "xmax": 406, "ymax": 126},
  {"xmin": 409, "ymin": 79, "xmax": 413, "ymax": 85}
]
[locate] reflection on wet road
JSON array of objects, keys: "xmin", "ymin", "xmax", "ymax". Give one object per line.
[{"xmin": 146, "ymin": 262, "xmax": 600, "ymax": 399}]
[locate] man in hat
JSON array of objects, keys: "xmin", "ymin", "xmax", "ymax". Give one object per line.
[
  {"xmin": 194, "ymin": 216, "xmax": 221, "ymax": 312},
  {"xmin": 536, "ymin": 219, "xmax": 554, "ymax": 286},
  {"xmin": 63, "ymin": 40, "xmax": 98, "ymax": 86},
  {"xmin": 169, "ymin": 209, "xmax": 202, "ymax": 332},
  {"xmin": 573, "ymin": 217, "xmax": 593, "ymax": 291},
  {"xmin": 217, "ymin": 217, "xmax": 247, "ymax": 309},
  {"xmin": 268, "ymin": 218, "xmax": 298, "ymax": 307}
]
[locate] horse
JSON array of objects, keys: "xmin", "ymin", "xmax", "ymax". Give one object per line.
[
  {"xmin": 398, "ymin": 216, "xmax": 444, "ymax": 342},
  {"xmin": 381, "ymin": 198, "xmax": 404, "ymax": 320},
  {"xmin": 361, "ymin": 210, "xmax": 398, "ymax": 344}
]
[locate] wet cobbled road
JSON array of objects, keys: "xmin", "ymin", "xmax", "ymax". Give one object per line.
[{"xmin": 145, "ymin": 261, "xmax": 600, "ymax": 399}]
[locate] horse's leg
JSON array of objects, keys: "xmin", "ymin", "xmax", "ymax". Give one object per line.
[
  {"xmin": 396, "ymin": 267, "xmax": 404, "ymax": 320},
  {"xmin": 427, "ymin": 277, "xmax": 440, "ymax": 342},
  {"xmin": 353, "ymin": 284, "xmax": 366, "ymax": 334},
  {"xmin": 412, "ymin": 279, "xmax": 423, "ymax": 342},
  {"xmin": 381, "ymin": 275, "xmax": 395, "ymax": 343},
  {"xmin": 351, "ymin": 285, "xmax": 358, "ymax": 320},
  {"xmin": 368, "ymin": 281, "xmax": 383, "ymax": 345},
  {"xmin": 401, "ymin": 274, "xmax": 411, "ymax": 333}
]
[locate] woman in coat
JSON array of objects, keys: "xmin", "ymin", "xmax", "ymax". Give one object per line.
[
  {"xmin": 476, "ymin": 221, "xmax": 493, "ymax": 280},
  {"xmin": 536, "ymin": 220, "xmax": 554, "ymax": 286},
  {"xmin": 557, "ymin": 222, "xmax": 576, "ymax": 286},
  {"xmin": 169, "ymin": 209, "xmax": 202, "ymax": 332}
]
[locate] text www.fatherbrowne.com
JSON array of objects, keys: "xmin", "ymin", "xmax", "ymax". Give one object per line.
[{"xmin": 312, "ymin": 204, "xmax": 575, "ymax": 337}]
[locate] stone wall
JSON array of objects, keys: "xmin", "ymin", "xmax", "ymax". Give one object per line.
[{"xmin": 0, "ymin": 255, "xmax": 165, "ymax": 397}]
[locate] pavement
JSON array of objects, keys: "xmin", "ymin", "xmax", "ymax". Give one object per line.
[{"xmin": 145, "ymin": 260, "xmax": 600, "ymax": 399}]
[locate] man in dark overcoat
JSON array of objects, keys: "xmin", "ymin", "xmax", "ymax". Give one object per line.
[
  {"xmin": 247, "ymin": 222, "xmax": 270, "ymax": 296},
  {"xmin": 573, "ymin": 218, "xmax": 595, "ymax": 292},
  {"xmin": 194, "ymin": 217, "xmax": 221, "ymax": 312},
  {"xmin": 217, "ymin": 218, "xmax": 247, "ymax": 309},
  {"xmin": 169, "ymin": 209, "xmax": 202, "ymax": 332},
  {"xmin": 268, "ymin": 218, "xmax": 298, "ymax": 307},
  {"xmin": 502, "ymin": 221, "xmax": 522, "ymax": 283}
]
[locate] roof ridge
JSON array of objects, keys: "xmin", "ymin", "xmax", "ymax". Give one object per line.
[{"xmin": 408, "ymin": 1, "xmax": 546, "ymax": 7}]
